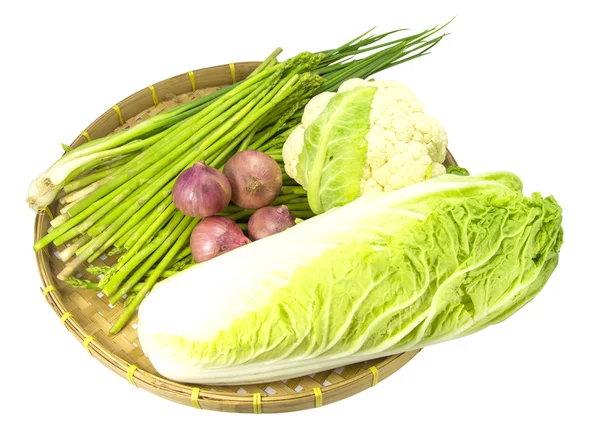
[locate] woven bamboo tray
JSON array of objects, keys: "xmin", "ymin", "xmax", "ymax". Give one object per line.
[{"xmin": 34, "ymin": 61, "xmax": 458, "ymax": 413}]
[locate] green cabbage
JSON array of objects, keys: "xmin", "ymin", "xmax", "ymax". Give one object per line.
[{"xmin": 138, "ymin": 172, "xmax": 563, "ymax": 384}]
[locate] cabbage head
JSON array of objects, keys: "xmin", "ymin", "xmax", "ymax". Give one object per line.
[{"xmin": 138, "ymin": 172, "xmax": 563, "ymax": 385}]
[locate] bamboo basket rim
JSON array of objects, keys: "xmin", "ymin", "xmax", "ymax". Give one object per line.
[{"xmin": 33, "ymin": 60, "xmax": 455, "ymax": 413}]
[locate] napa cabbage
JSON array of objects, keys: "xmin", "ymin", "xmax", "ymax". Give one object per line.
[{"xmin": 138, "ymin": 172, "xmax": 563, "ymax": 384}]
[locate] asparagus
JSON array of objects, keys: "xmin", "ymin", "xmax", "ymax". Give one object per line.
[
  {"xmin": 123, "ymin": 200, "xmax": 175, "ymax": 250},
  {"xmin": 86, "ymin": 265, "xmax": 112, "ymax": 275},
  {"xmin": 66, "ymin": 277, "xmax": 99, "ymax": 290},
  {"xmin": 66, "ymin": 72, "xmax": 274, "ymax": 216},
  {"xmin": 99, "ymin": 203, "xmax": 177, "ymax": 289},
  {"xmin": 33, "ymin": 76, "xmax": 272, "ymax": 251},
  {"xmin": 114, "ymin": 218, "xmax": 144, "ymax": 249},
  {"xmin": 290, "ymin": 210, "xmax": 316, "ymax": 218},
  {"xmin": 58, "ymin": 235, "xmax": 91, "ymax": 261},
  {"xmin": 108, "ymin": 214, "xmax": 197, "ymax": 304},
  {"xmin": 106, "ymin": 246, "xmax": 126, "ymax": 257},
  {"xmin": 81, "ymin": 76, "xmax": 303, "ymax": 267},
  {"xmin": 169, "ymin": 246, "xmax": 192, "ymax": 266},
  {"xmin": 66, "ymin": 263, "xmax": 196, "ymax": 293},
  {"xmin": 84, "ymin": 186, "xmax": 173, "ymax": 262},
  {"xmin": 103, "ymin": 211, "xmax": 188, "ymax": 299},
  {"xmin": 277, "ymin": 186, "xmax": 306, "ymax": 196},
  {"xmin": 168, "ymin": 255, "xmax": 194, "ymax": 271}
]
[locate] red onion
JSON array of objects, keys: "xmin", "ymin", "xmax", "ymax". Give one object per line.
[
  {"xmin": 248, "ymin": 205, "xmax": 296, "ymax": 240},
  {"xmin": 172, "ymin": 162, "xmax": 231, "ymax": 217},
  {"xmin": 190, "ymin": 216, "xmax": 251, "ymax": 263},
  {"xmin": 223, "ymin": 151, "xmax": 282, "ymax": 209}
]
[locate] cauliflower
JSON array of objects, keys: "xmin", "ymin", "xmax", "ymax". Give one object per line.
[
  {"xmin": 301, "ymin": 91, "xmax": 336, "ymax": 128},
  {"xmin": 283, "ymin": 78, "xmax": 448, "ymax": 213}
]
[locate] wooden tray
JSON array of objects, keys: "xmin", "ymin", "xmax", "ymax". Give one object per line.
[{"xmin": 34, "ymin": 61, "xmax": 455, "ymax": 413}]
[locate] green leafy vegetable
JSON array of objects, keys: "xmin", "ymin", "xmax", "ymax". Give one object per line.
[
  {"xmin": 138, "ymin": 172, "xmax": 563, "ymax": 384},
  {"xmin": 302, "ymin": 86, "xmax": 376, "ymax": 213},
  {"xmin": 446, "ymin": 165, "xmax": 470, "ymax": 176}
]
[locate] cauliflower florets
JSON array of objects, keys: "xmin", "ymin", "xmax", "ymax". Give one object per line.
[
  {"xmin": 339, "ymin": 79, "xmax": 424, "ymax": 120},
  {"xmin": 301, "ymin": 92, "xmax": 335, "ymax": 128},
  {"xmin": 282, "ymin": 125, "xmax": 305, "ymax": 184},
  {"xmin": 362, "ymin": 112, "xmax": 448, "ymax": 192},
  {"xmin": 340, "ymin": 79, "xmax": 447, "ymax": 192},
  {"xmin": 282, "ymin": 77, "xmax": 448, "ymax": 203}
]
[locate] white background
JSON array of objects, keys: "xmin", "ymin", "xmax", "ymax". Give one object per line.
[{"xmin": 2, "ymin": 1, "xmax": 598, "ymax": 439}]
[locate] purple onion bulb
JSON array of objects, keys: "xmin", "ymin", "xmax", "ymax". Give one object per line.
[
  {"xmin": 190, "ymin": 216, "xmax": 251, "ymax": 263},
  {"xmin": 248, "ymin": 205, "xmax": 296, "ymax": 240},
  {"xmin": 172, "ymin": 162, "xmax": 231, "ymax": 217},
  {"xmin": 223, "ymin": 151, "xmax": 282, "ymax": 209}
]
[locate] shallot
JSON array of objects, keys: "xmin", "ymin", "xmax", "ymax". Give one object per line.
[
  {"xmin": 172, "ymin": 162, "xmax": 231, "ymax": 217},
  {"xmin": 190, "ymin": 216, "xmax": 251, "ymax": 263},
  {"xmin": 248, "ymin": 205, "xmax": 296, "ymax": 240},
  {"xmin": 223, "ymin": 151, "xmax": 282, "ymax": 209}
]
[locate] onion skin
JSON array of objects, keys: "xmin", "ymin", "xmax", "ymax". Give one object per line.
[
  {"xmin": 248, "ymin": 205, "xmax": 296, "ymax": 240},
  {"xmin": 190, "ymin": 216, "xmax": 251, "ymax": 263},
  {"xmin": 172, "ymin": 162, "xmax": 231, "ymax": 218},
  {"xmin": 223, "ymin": 151, "xmax": 282, "ymax": 209}
]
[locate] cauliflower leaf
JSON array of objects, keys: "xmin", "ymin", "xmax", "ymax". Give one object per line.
[{"xmin": 302, "ymin": 86, "xmax": 377, "ymax": 213}]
